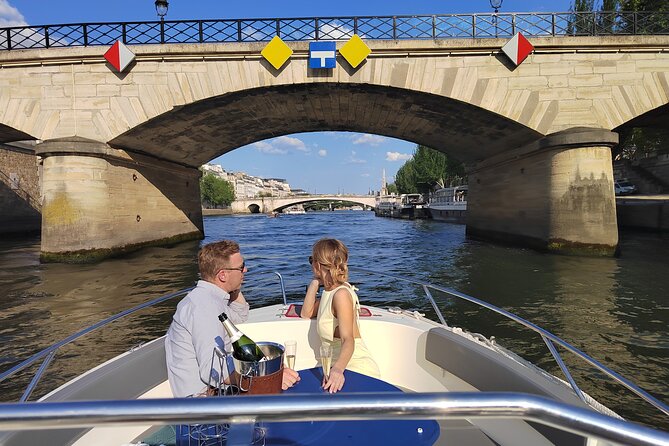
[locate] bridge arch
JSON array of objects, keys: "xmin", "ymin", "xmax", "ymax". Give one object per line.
[
  {"xmin": 108, "ymin": 82, "xmax": 541, "ymax": 168},
  {"xmin": 5, "ymin": 36, "xmax": 666, "ymax": 261}
]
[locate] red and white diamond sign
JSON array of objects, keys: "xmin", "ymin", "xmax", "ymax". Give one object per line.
[
  {"xmin": 501, "ymin": 32, "xmax": 534, "ymax": 66},
  {"xmin": 104, "ymin": 41, "xmax": 135, "ymax": 73}
]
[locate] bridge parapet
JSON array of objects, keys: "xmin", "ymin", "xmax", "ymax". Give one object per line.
[{"xmin": 2, "ymin": 11, "xmax": 668, "ymax": 50}]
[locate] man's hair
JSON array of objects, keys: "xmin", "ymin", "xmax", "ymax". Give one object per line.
[
  {"xmin": 312, "ymin": 238, "xmax": 349, "ymax": 287},
  {"xmin": 198, "ymin": 240, "xmax": 240, "ymax": 281}
]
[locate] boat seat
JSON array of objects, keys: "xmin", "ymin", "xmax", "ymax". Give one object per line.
[{"xmin": 425, "ymin": 327, "xmax": 587, "ymax": 446}]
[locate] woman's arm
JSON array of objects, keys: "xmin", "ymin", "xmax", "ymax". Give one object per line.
[
  {"xmin": 323, "ymin": 287, "xmax": 355, "ymax": 393},
  {"xmin": 300, "ymin": 279, "xmax": 321, "ymax": 318}
]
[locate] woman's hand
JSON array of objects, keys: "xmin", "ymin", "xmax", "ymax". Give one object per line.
[{"xmin": 322, "ymin": 366, "xmax": 345, "ymax": 393}]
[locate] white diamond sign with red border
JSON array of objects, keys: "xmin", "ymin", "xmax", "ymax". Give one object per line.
[
  {"xmin": 501, "ymin": 32, "xmax": 534, "ymax": 67},
  {"xmin": 104, "ymin": 41, "xmax": 136, "ymax": 73}
]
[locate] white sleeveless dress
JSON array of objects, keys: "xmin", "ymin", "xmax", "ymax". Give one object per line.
[{"xmin": 316, "ymin": 283, "xmax": 380, "ymax": 378}]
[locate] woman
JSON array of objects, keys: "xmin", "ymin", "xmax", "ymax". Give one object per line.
[{"xmin": 300, "ymin": 238, "xmax": 380, "ymax": 393}]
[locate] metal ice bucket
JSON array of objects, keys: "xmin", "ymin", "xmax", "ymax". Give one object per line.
[{"xmin": 232, "ymin": 341, "xmax": 284, "ymax": 377}]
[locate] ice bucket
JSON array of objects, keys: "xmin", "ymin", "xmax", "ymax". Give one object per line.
[
  {"xmin": 232, "ymin": 341, "xmax": 284, "ymax": 376},
  {"xmin": 231, "ymin": 342, "xmax": 284, "ymax": 394}
]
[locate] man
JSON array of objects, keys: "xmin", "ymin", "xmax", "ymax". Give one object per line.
[{"xmin": 165, "ymin": 240, "xmax": 299, "ymax": 397}]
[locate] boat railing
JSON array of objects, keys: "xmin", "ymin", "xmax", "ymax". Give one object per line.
[
  {"xmin": 0, "ymin": 271, "xmax": 288, "ymax": 402},
  {"xmin": 1, "ymin": 392, "xmax": 668, "ymax": 446},
  {"xmin": 1, "ymin": 267, "xmax": 667, "ymax": 423},
  {"xmin": 349, "ymin": 266, "xmax": 669, "ymax": 420}
]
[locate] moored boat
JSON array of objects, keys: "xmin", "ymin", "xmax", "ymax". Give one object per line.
[
  {"xmin": 282, "ymin": 205, "xmax": 306, "ymax": 214},
  {"xmin": 1, "ymin": 268, "xmax": 668, "ymax": 446},
  {"xmin": 427, "ymin": 186, "xmax": 467, "ymax": 223},
  {"xmin": 374, "ymin": 194, "xmax": 401, "ymax": 217}
]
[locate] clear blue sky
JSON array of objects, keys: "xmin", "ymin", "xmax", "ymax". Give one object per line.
[{"xmin": 2, "ymin": 0, "xmax": 573, "ymax": 194}]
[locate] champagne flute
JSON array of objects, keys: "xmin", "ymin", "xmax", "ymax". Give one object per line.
[
  {"xmin": 284, "ymin": 340, "xmax": 297, "ymax": 369},
  {"xmin": 319, "ymin": 344, "xmax": 332, "ymax": 380}
]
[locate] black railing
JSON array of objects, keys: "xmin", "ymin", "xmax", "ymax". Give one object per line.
[{"xmin": 1, "ymin": 12, "xmax": 668, "ymax": 51}]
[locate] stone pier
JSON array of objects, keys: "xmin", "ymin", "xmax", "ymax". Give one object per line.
[
  {"xmin": 467, "ymin": 128, "xmax": 619, "ymax": 256},
  {"xmin": 36, "ymin": 137, "xmax": 203, "ymax": 262}
]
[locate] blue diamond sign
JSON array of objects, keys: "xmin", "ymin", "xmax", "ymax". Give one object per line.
[{"xmin": 309, "ymin": 41, "xmax": 336, "ymax": 69}]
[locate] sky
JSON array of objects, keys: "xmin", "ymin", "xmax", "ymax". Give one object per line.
[{"xmin": 2, "ymin": 0, "xmax": 573, "ymax": 194}]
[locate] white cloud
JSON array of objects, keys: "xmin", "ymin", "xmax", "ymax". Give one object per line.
[
  {"xmin": 386, "ymin": 151, "xmax": 412, "ymax": 161},
  {"xmin": 346, "ymin": 150, "xmax": 366, "ymax": 164},
  {"xmin": 352, "ymin": 134, "xmax": 385, "ymax": 146},
  {"xmin": 361, "ymin": 173, "xmax": 370, "ymax": 177},
  {"xmin": 318, "ymin": 149, "xmax": 327, "ymax": 157},
  {"xmin": 319, "ymin": 22, "xmax": 354, "ymax": 40},
  {"xmin": 0, "ymin": 1, "xmax": 26, "ymax": 27},
  {"xmin": 252, "ymin": 136, "xmax": 310, "ymax": 155},
  {"xmin": 275, "ymin": 135, "xmax": 308, "ymax": 152},
  {"xmin": 253, "ymin": 141, "xmax": 287, "ymax": 155}
]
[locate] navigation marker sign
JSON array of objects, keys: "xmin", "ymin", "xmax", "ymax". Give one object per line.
[
  {"xmin": 309, "ymin": 41, "xmax": 336, "ymax": 69},
  {"xmin": 501, "ymin": 32, "xmax": 534, "ymax": 66},
  {"xmin": 339, "ymin": 34, "xmax": 371, "ymax": 69},
  {"xmin": 104, "ymin": 41, "xmax": 135, "ymax": 73}
]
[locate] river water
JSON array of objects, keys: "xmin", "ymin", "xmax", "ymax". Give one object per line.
[{"xmin": 1, "ymin": 211, "xmax": 668, "ymax": 429}]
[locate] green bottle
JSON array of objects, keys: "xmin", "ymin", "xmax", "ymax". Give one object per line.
[{"xmin": 218, "ymin": 313, "xmax": 265, "ymax": 361}]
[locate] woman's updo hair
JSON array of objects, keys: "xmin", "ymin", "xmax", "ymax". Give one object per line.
[{"xmin": 312, "ymin": 238, "xmax": 349, "ymax": 287}]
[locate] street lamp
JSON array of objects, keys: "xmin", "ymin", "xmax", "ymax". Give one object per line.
[
  {"xmin": 490, "ymin": 0, "xmax": 503, "ymax": 37},
  {"xmin": 155, "ymin": 0, "xmax": 169, "ymax": 21}
]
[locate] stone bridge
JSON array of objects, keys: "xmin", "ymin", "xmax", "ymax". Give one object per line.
[
  {"xmin": 231, "ymin": 195, "xmax": 376, "ymax": 213},
  {"xmin": 1, "ymin": 34, "xmax": 668, "ymax": 260}
]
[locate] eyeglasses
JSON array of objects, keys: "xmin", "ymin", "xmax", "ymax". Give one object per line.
[
  {"xmin": 308, "ymin": 256, "xmax": 313, "ymax": 265},
  {"xmin": 220, "ymin": 261, "xmax": 245, "ymax": 272}
]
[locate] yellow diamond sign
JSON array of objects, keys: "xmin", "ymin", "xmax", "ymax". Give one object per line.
[
  {"xmin": 339, "ymin": 34, "xmax": 371, "ymax": 69},
  {"xmin": 261, "ymin": 36, "xmax": 293, "ymax": 70}
]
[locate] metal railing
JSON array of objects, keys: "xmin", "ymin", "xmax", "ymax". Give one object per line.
[
  {"xmin": 349, "ymin": 267, "xmax": 669, "ymax": 420},
  {"xmin": 0, "ymin": 270, "xmax": 287, "ymax": 401},
  {"xmin": 1, "ymin": 267, "xmax": 667, "ymax": 425},
  {"xmin": 1, "ymin": 11, "xmax": 668, "ymax": 51},
  {"xmin": 1, "ymin": 393, "xmax": 669, "ymax": 445}
]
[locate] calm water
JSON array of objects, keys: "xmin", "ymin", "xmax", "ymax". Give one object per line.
[{"xmin": 1, "ymin": 211, "xmax": 668, "ymax": 428}]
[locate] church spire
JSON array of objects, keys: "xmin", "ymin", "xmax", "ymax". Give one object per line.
[{"xmin": 381, "ymin": 169, "xmax": 388, "ymax": 196}]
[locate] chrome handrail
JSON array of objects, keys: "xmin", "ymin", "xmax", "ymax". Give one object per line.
[
  {"xmin": 0, "ymin": 393, "xmax": 668, "ymax": 446},
  {"xmin": 0, "ymin": 270, "xmax": 288, "ymax": 399},
  {"xmin": 2, "ymin": 266, "xmax": 666, "ymax": 423},
  {"xmin": 350, "ymin": 266, "xmax": 669, "ymax": 419}
]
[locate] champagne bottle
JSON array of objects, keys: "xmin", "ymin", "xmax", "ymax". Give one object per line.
[{"xmin": 218, "ymin": 313, "xmax": 265, "ymax": 361}]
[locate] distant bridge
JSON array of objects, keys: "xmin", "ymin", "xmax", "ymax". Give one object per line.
[{"xmin": 231, "ymin": 195, "xmax": 376, "ymax": 213}]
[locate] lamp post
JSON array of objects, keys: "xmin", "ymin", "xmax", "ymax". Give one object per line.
[
  {"xmin": 155, "ymin": 0, "xmax": 169, "ymax": 21},
  {"xmin": 490, "ymin": 0, "xmax": 503, "ymax": 38},
  {"xmin": 155, "ymin": 0, "xmax": 168, "ymax": 44}
]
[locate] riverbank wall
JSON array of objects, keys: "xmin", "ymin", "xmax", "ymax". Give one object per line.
[
  {"xmin": 202, "ymin": 208, "xmax": 233, "ymax": 216},
  {"xmin": 616, "ymin": 196, "xmax": 669, "ymax": 232}
]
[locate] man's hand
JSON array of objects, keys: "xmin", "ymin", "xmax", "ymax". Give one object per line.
[
  {"xmin": 322, "ymin": 366, "xmax": 345, "ymax": 393},
  {"xmin": 281, "ymin": 367, "xmax": 300, "ymax": 390}
]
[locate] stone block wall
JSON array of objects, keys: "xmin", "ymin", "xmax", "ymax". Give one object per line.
[
  {"xmin": 39, "ymin": 145, "xmax": 204, "ymax": 262},
  {"xmin": 0, "ymin": 145, "xmax": 41, "ymax": 234}
]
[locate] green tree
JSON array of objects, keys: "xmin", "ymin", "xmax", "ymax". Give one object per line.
[
  {"xmin": 394, "ymin": 145, "xmax": 466, "ymax": 194},
  {"xmin": 618, "ymin": 0, "xmax": 669, "ymax": 33},
  {"xmin": 200, "ymin": 173, "xmax": 235, "ymax": 208},
  {"xmin": 386, "ymin": 183, "xmax": 398, "ymax": 194},
  {"xmin": 569, "ymin": 0, "xmax": 597, "ymax": 35},
  {"xmin": 395, "ymin": 160, "xmax": 417, "ymax": 193}
]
